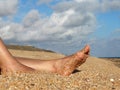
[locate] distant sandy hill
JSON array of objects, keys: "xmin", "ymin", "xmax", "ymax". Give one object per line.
[
  {"xmin": 6, "ymin": 44, "xmax": 55, "ymax": 53},
  {"xmin": 7, "ymin": 44, "xmax": 65, "ymax": 59}
]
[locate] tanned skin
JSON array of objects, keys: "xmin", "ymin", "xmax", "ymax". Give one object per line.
[{"xmin": 0, "ymin": 38, "xmax": 90, "ymax": 76}]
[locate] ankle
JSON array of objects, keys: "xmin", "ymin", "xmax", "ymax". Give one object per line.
[{"xmin": 53, "ymin": 59, "xmax": 62, "ymax": 73}]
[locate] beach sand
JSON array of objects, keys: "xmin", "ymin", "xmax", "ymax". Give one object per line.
[{"xmin": 0, "ymin": 49, "xmax": 120, "ymax": 90}]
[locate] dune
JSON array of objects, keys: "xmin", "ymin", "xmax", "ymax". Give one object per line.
[{"xmin": 0, "ymin": 49, "xmax": 120, "ymax": 90}]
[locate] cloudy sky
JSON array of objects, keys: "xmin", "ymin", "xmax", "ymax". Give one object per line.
[{"xmin": 0, "ymin": 0, "xmax": 120, "ymax": 57}]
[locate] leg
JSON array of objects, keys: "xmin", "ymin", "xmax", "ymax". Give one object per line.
[
  {"xmin": 0, "ymin": 38, "xmax": 90, "ymax": 76},
  {"xmin": 15, "ymin": 57, "xmax": 57, "ymax": 73},
  {"xmin": 0, "ymin": 38, "xmax": 34, "ymax": 75},
  {"xmin": 15, "ymin": 45, "xmax": 90, "ymax": 76}
]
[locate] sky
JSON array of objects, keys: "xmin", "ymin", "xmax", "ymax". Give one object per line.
[{"xmin": 0, "ymin": 0, "xmax": 120, "ymax": 57}]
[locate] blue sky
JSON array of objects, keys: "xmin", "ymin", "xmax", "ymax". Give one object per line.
[
  {"xmin": 96, "ymin": 10, "xmax": 120, "ymax": 37},
  {"xmin": 0, "ymin": 0, "xmax": 120, "ymax": 57}
]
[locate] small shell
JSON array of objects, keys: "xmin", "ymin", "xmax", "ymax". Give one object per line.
[{"xmin": 110, "ymin": 78, "xmax": 114, "ymax": 82}]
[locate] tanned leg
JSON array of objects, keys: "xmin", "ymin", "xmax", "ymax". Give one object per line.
[
  {"xmin": 0, "ymin": 37, "xmax": 90, "ymax": 76},
  {"xmin": 0, "ymin": 38, "xmax": 34, "ymax": 75},
  {"xmin": 16, "ymin": 45, "xmax": 90, "ymax": 76},
  {"xmin": 15, "ymin": 57, "xmax": 56, "ymax": 73}
]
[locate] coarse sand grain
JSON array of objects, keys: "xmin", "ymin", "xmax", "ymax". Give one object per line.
[{"xmin": 0, "ymin": 50, "xmax": 120, "ymax": 90}]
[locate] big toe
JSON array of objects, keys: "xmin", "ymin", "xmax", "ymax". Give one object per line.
[{"xmin": 82, "ymin": 45, "xmax": 90, "ymax": 54}]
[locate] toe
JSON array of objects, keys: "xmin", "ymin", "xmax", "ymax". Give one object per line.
[{"xmin": 83, "ymin": 45, "xmax": 90, "ymax": 54}]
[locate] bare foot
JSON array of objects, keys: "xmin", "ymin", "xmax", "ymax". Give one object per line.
[
  {"xmin": 1, "ymin": 60, "xmax": 35, "ymax": 75},
  {"xmin": 55, "ymin": 45, "xmax": 90, "ymax": 76}
]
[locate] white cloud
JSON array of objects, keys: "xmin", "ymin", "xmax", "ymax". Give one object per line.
[
  {"xmin": 0, "ymin": 25, "xmax": 12, "ymax": 39},
  {"xmin": 0, "ymin": 5, "xmax": 96, "ymax": 46},
  {"xmin": 0, "ymin": 0, "xmax": 120, "ymax": 55},
  {"xmin": 101, "ymin": 0, "xmax": 120, "ymax": 12},
  {"xmin": 0, "ymin": 0, "xmax": 18, "ymax": 17},
  {"xmin": 0, "ymin": 1, "xmax": 100, "ymax": 50},
  {"xmin": 22, "ymin": 9, "xmax": 41, "ymax": 27}
]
